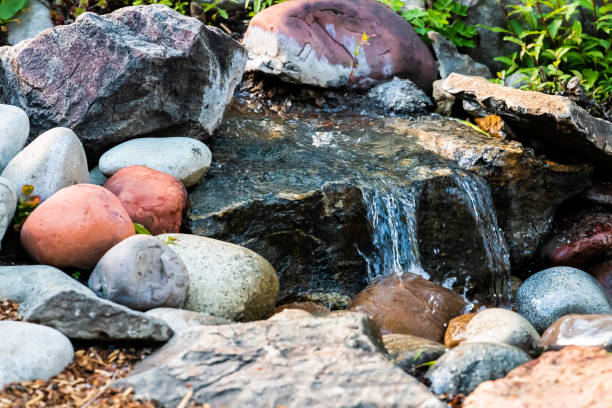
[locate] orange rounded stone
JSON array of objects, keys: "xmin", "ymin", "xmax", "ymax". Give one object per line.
[
  {"xmin": 104, "ymin": 166, "xmax": 189, "ymax": 235},
  {"xmin": 20, "ymin": 184, "xmax": 135, "ymax": 269},
  {"xmin": 444, "ymin": 313, "xmax": 476, "ymax": 348}
]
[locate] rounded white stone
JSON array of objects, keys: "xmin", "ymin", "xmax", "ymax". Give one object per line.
[
  {"xmin": 99, "ymin": 137, "xmax": 212, "ymax": 187},
  {"xmin": 0, "ymin": 104, "xmax": 29, "ymax": 172}
]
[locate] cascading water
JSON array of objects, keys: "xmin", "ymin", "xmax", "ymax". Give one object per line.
[{"xmin": 361, "ymin": 171, "xmax": 512, "ymax": 306}]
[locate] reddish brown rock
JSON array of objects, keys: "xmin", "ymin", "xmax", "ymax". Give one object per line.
[
  {"xmin": 348, "ymin": 274, "xmax": 467, "ymax": 342},
  {"xmin": 104, "ymin": 166, "xmax": 189, "ymax": 235},
  {"xmin": 274, "ymin": 301, "xmax": 330, "ymax": 316},
  {"xmin": 587, "ymin": 260, "xmax": 612, "ymax": 298},
  {"xmin": 444, "ymin": 313, "xmax": 475, "ymax": 348},
  {"xmin": 20, "ymin": 184, "xmax": 135, "ymax": 269},
  {"xmin": 541, "ymin": 210, "xmax": 612, "ymax": 267},
  {"xmin": 463, "ymin": 346, "xmax": 612, "ymax": 408},
  {"xmin": 541, "ymin": 314, "xmax": 612, "ymax": 350},
  {"xmin": 243, "ymin": 0, "xmax": 437, "ymax": 92}
]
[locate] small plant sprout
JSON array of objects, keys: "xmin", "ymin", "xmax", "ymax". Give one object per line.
[
  {"xmin": 162, "ymin": 236, "xmax": 178, "ymax": 245},
  {"xmin": 12, "ymin": 185, "xmax": 41, "ymax": 232},
  {"xmin": 133, "ymin": 223, "xmax": 152, "ymax": 235}
]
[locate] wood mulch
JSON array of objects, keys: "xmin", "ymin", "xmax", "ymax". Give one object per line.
[{"xmin": 0, "ymin": 298, "xmax": 213, "ymax": 408}]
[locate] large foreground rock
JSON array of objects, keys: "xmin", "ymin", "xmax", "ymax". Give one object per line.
[
  {"xmin": 436, "ymin": 73, "xmax": 612, "ymax": 170},
  {"xmin": 243, "ymin": 0, "xmax": 437, "ymax": 91},
  {"xmin": 464, "ymin": 346, "xmax": 612, "ymax": 408},
  {"xmin": 188, "ymin": 110, "xmax": 588, "ymax": 305},
  {"xmin": 114, "ymin": 312, "xmax": 446, "ymax": 408},
  {"xmin": 0, "ymin": 5, "xmax": 247, "ymax": 159},
  {"xmin": 0, "ymin": 321, "xmax": 73, "ymax": 389},
  {"xmin": 0, "ymin": 265, "xmax": 172, "ymax": 341}
]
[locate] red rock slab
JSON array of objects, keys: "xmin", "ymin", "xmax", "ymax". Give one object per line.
[
  {"xmin": 463, "ymin": 346, "xmax": 612, "ymax": 408},
  {"xmin": 104, "ymin": 166, "xmax": 190, "ymax": 235},
  {"xmin": 20, "ymin": 184, "xmax": 135, "ymax": 269}
]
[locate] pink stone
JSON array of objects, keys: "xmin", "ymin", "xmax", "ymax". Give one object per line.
[
  {"xmin": 104, "ymin": 166, "xmax": 189, "ymax": 235},
  {"xmin": 20, "ymin": 184, "xmax": 135, "ymax": 269}
]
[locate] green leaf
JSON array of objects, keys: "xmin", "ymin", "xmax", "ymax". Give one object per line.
[
  {"xmin": 134, "ymin": 223, "xmax": 152, "ymax": 235},
  {"xmin": 547, "ymin": 18, "xmax": 563, "ymax": 38},
  {"xmin": 0, "ymin": 0, "xmax": 27, "ymax": 20}
]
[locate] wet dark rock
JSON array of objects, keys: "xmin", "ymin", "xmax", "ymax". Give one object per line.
[
  {"xmin": 517, "ymin": 266, "xmax": 611, "ymax": 333},
  {"xmin": 585, "ymin": 182, "xmax": 612, "ymax": 207},
  {"xmin": 365, "ymin": 77, "xmax": 433, "ymax": 115},
  {"xmin": 587, "ymin": 260, "xmax": 612, "ymax": 298},
  {"xmin": 383, "ymin": 333, "xmax": 447, "ymax": 374},
  {"xmin": 425, "ymin": 342, "xmax": 531, "ymax": 395},
  {"xmin": 542, "ymin": 210, "xmax": 612, "ymax": 267},
  {"xmin": 463, "ymin": 346, "xmax": 612, "ymax": 408},
  {"xmin": 427, "ymin": 31, "xmax": 492, "ymax": 79},
  {"xmin": 188, "ymin": 110, "xmax": 589, "ymax": 304},
  {"xmin": 349, "ymin": 274, "xmax": 467, "ymax": 341},
  {"xmin": 114, "ymin": 312, "xmax": 447, "ymax": 408},
  {"xmin": 0, "ymin": 5, "xmax": 246, "ymax": 159},
  {"xmin": 436, "ymin": 74, "xmax": 612, "ymax": 172},
  {"xmin": 541, "ymin": 314, "xmax": 612, "ymax": 350},
  {"xmin": 243, "ymin": 0, "xmax": 437, "ymax": 91},
  {"xmin": 444, "ymin": 313, "xmax": 475, "ymax": 348}
]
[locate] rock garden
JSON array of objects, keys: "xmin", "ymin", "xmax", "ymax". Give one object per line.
[{"xmin": 0, "ymin": 0, "xmax": 610, "ymax": 407}]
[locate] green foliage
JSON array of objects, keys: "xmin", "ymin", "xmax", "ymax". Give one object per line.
[
  {"xmin": 0, "ymin": 0, "xmax": 28, "ymax": 28},
  {"xmin": 161, "ymin": 235, "xmax": 177, "ymax": 245},
  {"xmin": 12, "ymin": 185, "xmax": 40, "ymax": 232},
  {"xmin": 133, "ymin": 222, "xmax": 152, "ymax": 235},
  {"xmin": 378, "ymin": 0, "xmax": 477, "ymax": 48},
  {"xmin": 128, "ymin": 0, "xmax": 189, "ymax": 15},
  {"xmin": 483, "ymin": 0, "xmax": 612, "ymax": 104},
  {"xmin": 71, "ymin": 270, "xmax": 82, "ymax": 280}
]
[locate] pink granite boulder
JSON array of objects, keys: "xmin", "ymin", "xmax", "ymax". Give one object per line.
[
  {"xmin": 20, "ymin": 184, "xmax": 135, "ymax": 269},
  {"xmin": 243, "ymin": 0, "xmax": 437, "ymax": 92},
  {"xmin": 104, "ymin": 166, "xmax": 189, "ymax": 235}
]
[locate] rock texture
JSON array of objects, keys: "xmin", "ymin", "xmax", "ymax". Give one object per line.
[
  {"xmin": 99, "ymin": 137, "xmax": 212, "ymax": 187},
  {"xmin": 243, "ymin": 0, "xmax": 437, "ymax": 91},
  {"xmin": 444, "ymin": 313, "xmax": 475, "ymax": 348},
  {"xmin": 0, "ymin": 265, "xmax": 172, "ymax": 341},
  {"xmin": 1, "ymin": 127, "xmax": 89, "ymax": 200},
  {"xmin": 105, "ymin": 166, "xmax": 189, "ymax": 235},
  {"xmin": 0, "ymin": 321, "xmax": 73, "ymax": 389},
  {"xmin": 0, "ymin": 5, "xmax": 247, "ymax": 159},
  {"xmin": 436, "ymin": 73, "xmax": 612, "ymax": 171},
  {"xmin": 541, "ymin": 314, "xmax": 612, "ymax": 350},
  {"xmin": 426, "ymin": 342, "xmax": 531, "ymax": 395},
  {"xmin": 427, "ymin": 31, "xmax": 492, "ymax": 79},
  {"xmin": 20, "ymin": 184, "xmax": 135, "ymax": 269},
  {"xmin": 365, "ymin": 77, "xmax": 433, "ymax": 115},
  {"xmin": 156, "ymin": 233, "xmax": 279, "ymax": 321},
  {"xmin": 0, "ymin": 104, "xmax": 29, "ymax": 172},
  {"xmin": 383, "ymin": 333, "xmax": 446, "ymax": 374},
  {"xmin": 145, "ymin": 308, "xmax": 230, "ymax": 333},
  {"xmin": 463, "ymin": 346, "xmax": 612, "ymax": 408},
  {"xmin": 274, "ymin": 301, "xmax": 331, "ymax": 316},
  {"xmin": 114, "ymin": 312, "xmax": 446, "ymax": 408},
  {"xmin": 517, "ymin": 267, "xmax": 612, "ymax": 333},
  {"xmin": 88, "ymin": 235, "xmax": 190, "ymax": 311},
  {"xmin": 349, "ymin": 274, "xmax": 467, "ymax": 341},
  {"xmin": 0, "ymin": 177, "xmax": 16, "ymax": 248},
  {"xmin": 588, "ymin": 260, "xmax": 612, "ymax": 298}
]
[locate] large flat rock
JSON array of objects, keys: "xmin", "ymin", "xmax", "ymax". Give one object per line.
[{"xmin": 114, "ymin": 311, "xmax": 446, "ymax": 408}]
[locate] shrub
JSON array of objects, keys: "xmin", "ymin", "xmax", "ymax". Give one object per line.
[{"xmin": 484, "ymin": 0, "xmax": 611, "ymax": 107}]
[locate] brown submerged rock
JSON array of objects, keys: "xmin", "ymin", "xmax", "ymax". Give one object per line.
[
  {"xmin": 20, "ymin": 184, "xmax": 135, "ymax": 269},
  {"xmin": 274, "ymin": 301, "xmax": 330, "ymax": 316},
  {"xmin": 541, "ymin": 314, "xmax": 612, "ymax": 350},
  {"xmin": 383, "ymin": 333, "xmax": 446, "ymax": 374},
  {"xmin": 243, "ymin": 0, "xmax": 437, "ymax": 91},
  {"xmin": 463, "ymin": 346, "xmax": 612, "ymax": 408},
  {"xmin": 542, "ymin": 210, "xmax": 612, "ymax": 267},
  {"xmin": 587, "ymin": 260, "xmax": 612, "ymax": 298},
  {"xmin": 349, "ymin": 273, "xmax": 467, "ymax": 341},
  {"xmin": 444, "ymin": 313, "xmax": 475, "ymax": 348},
  {"xmin": 105, "ymin": 166, "xmax": 189, "ymax": 235}
]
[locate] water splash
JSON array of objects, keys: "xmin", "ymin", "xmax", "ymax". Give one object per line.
[
  {"xmin": 360, "ymin": 184, "xmax": 429, "ymax": 282},
  {"xmin": 451, "ymin": 173, "xmax": 512, "ymax": 307}
]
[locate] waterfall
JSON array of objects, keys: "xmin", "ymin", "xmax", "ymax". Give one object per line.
[{"xmin": 361, "ymin": 172, "xmax": 511, "ymax": 306}]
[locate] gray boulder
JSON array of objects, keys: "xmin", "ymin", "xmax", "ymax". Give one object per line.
[
  {"xmin": 145, "ymin": 308, "xmax": 230, "ymax": 333},
  {"xmin": 0, "ymin": 104, "xmax": 29, "ymax": 171},
  {"xmin": 428, "ymin": 31, "xmax": 492, "ymax": 79},
  {"xmin": 517, "ymin": 266, "xmax": 612, "ymax": 333},
  {"xmin": 0, "ymin": 265, "xmax": 173, "ymax": 341},
  {"xmin": 462, "ymin": 308, "xmax": 543, "ymax": 356},
  {"xmin": 0, "ymin": 321, "xmax": 73, "ymax": 389},
  {"xmin": 426, "ymin": 342, "xmax": 531, "ymax": 395},
  {"xmin": 6, "ymin": 0, "xmax": 54, "ymax": 45},
  {"xmin": 156, "ymin": 233, "xmax": 279, "ymax": 321},
  {"xmin": 0, "ymin": 177, "xmax": 16, "ymax": 248},
  {"xmin": 88, "ymin": 235, "xmax": 190, "ymax": 311},
  {"xmin": 0, "ymin": 5, "xmax": 247, "ymax": 159},
  {"xmin": 114, "ymin": 312, "xmax": 446, "ymax": 408},
  {"xmin": 0, "ymin": 127, "xmax": 89, "ymax": 200},
  {"xmin": 366, "ymin": 77, "xmax": 433, "ymax": 115}
]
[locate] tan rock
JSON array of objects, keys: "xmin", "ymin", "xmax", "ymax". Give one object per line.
[
  {"xmin": 274, "ymin": 301, "xmax": 330, "ymax": 316},
  {"xmin": 444, "ymin": 313, "xmax": 475, "ymax": 348},
  {"xmin": 20, "ymin": 184, "xmax": 135, "ymax": 268},
  {"xmin": 349, "ymin": 273, "xmax": 467, "ymax": 341},
  {"xmin": 464, "ymin": 346, "xmax": 612, "ymax": 408},
  {"xmin": 105, "ymin": 166, "xmax": 189, "ymax": 235},
  {"xmin": 541, "ymin": 314, "xmax": 612, "ymax": 350}
]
